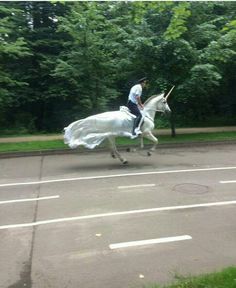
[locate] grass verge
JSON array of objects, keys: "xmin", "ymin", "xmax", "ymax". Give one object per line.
[
  {"xmin": 145, "ymin": 266, "xmax": 236, "ymax": 288},
  {"xmin": 0, "ymin": 131, "xmax": 236, "ymax": 153}
]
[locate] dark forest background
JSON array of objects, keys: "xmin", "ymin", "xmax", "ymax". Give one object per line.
[{"xmin": 1, "ymin": 1, "xmax": 236, "ymax": 134}]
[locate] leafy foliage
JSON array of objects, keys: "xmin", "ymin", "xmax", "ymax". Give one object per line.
[{"xmin": 0, "ymin": 1, "xmax": 235, "ymax": 133}]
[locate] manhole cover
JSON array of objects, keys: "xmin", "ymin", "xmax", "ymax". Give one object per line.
[{"xmin": 174, "ymin": 183, "xmax": 209, "ymax": 194}]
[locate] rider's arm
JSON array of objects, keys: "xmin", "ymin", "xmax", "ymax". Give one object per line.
[{"xmin": 137, "ymin": 96, "xmax": 144, "ymax": 109}]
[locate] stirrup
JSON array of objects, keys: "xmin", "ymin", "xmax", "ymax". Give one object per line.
[
  {"xmin": 134, "ymin": 128, "xmax": 142, "ymax": 135},
  {"xmin": 131, "ymin": 134, "xmax": 138, "ymax": 139}
]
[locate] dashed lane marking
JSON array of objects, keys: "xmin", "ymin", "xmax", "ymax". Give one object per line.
[
  {"xmin": 220, "ymin": 180, "xmax": 236, "ymax": 184},
  {"xmin": 118, "ymin": 184, "xmax": 156, "ymax": 189},
  {"xmin": 0, "ymin": 195, "xmax": 59, "ymax": 205},
  {"xmin": 109, "ymin": 235, "xmax": 192, "ymax": 250}
]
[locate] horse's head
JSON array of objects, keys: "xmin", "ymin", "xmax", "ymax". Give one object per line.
[
  {"xmin": 144, "ymin": 93, "xmax": 171, "ymax": 115},
  {"xmin": 144, "ymin": 86, "xmax": 174, "ymax": 115},
  {"xmin": 156, "ymin": 94, "xmax": 171, "ymax": 115}
]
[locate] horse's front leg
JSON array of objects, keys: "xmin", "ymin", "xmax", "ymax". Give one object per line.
[
  {"xmin": 108, "ymin": 137, "xmax": 128, "ymax": 164},
  {"xmin": 143, "ymin": 131, "xmax": 158, "ymax": 154}
]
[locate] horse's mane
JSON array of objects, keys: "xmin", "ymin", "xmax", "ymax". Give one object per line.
[{"xmin": 144, "ymin": 93, "xmax": 163, "ymax": 106}]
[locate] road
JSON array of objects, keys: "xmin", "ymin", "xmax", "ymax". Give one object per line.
[{"xmin": 0, "ymin": 143, "xmax": 236, "ymax": 288}]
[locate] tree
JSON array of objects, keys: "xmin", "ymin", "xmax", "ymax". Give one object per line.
[
  {"xmin": 0, "ymin": 3, "xmax": 31, "ymax": 110},
  {"xmin": 53, "ymin": 2, "xmax": 124, "ymax": 121},
  {"xmin": 0, "ymin": 1, "xmax": 235, "ymax": 133}
]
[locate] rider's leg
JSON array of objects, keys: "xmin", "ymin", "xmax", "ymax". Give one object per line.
[
  {"xmin": 127, "ymin": 101, "xmax": 142, "ymax": 136},
  {"xmin": 135, "ymin": 115, "xmax": 144, "ymax": 133},
  {"xmin": 134, "ymin": 115, "xmax": 142, "ymax": 135},
  {"xmin": 132, "ymin": 115, "xmax": 142, "ymax": 135}
]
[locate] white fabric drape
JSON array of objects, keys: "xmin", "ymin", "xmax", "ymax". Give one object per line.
[{"xmin": 64, "ymin": 107, "xmax": 136, "ymax": 149}]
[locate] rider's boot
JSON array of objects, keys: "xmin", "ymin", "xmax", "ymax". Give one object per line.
[
  {"xmin": 134, "ymin": 127, "xmax": 142, "ymax": 136},
  {"xmin": 131, "ymin": 116, "xmax": 142, "ymax": 138},
  {"xmin": 135, "ymin": 116, "xmax": 144, "ymax": 135}
]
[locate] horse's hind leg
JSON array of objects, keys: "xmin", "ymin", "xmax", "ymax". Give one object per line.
[
  {"xmin": 111, "ymin": 152, "xmax": 116, "ymax": 159},
  {"xmin": 108, "ymin": 137, "xmax": 128, "ymax": 164},
  {"xmin": 108, "ymin": 137, "xmax": 116, "ymax": 158},
  {"xmin": 140, "ymin": 135, "xmax": 144, "ymax": 149}
]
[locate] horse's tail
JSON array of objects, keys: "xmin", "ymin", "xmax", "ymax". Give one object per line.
[
  {"xmin": 63, "ymin": 110, "xmax": 134, "ymax": 149},
  {"xmin": 64, "ymin": 117, "xmax": 97, "ymax": 148}
]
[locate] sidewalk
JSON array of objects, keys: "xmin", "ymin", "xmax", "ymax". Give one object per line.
[{"xmin": 0, "ymin": 127, "xmax": 236, "ymax": 143}]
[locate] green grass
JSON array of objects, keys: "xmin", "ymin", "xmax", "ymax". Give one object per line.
[
  {"xmin": 0, "ymin": 132, "xmax": 60, "ymax": 138},
  {"xmin": 117, "ymin": 131, "xmax": 236, "ymax": 146},
  {"xmin": 145, "ymin": 266, "xmax": 236, "ymax": 288},
  {"xmin": 0, "ymin": 140, "xmax": 67, "ymax": 153},
  {"xmin": 158, "ymin": 132, "xmax": 236, "ymax": 144},
  {"xmin": 0, "ymin": 131, "xmax": 236, "ymax": 153}
]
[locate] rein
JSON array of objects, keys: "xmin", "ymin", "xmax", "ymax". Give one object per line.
[
  {"xmin": 142, "ymin": 107, "xmax": 166, "ymax": 123},
  {"xmin": 144, "ymin": 108, "xmax": 165, "ymax": 113}
]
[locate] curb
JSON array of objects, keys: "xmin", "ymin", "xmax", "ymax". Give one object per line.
[{"xmin": 0, "ymin": 140, "xmax": 236, "ymax": 159}]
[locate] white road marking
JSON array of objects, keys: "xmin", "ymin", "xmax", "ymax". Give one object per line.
[
  {"xmin": 139, "ymin": 274, "xmax": 145, "ymax": 279},
  {"xmin": 0, "ymin": 195, "xmax": 59, "ymax": 205},
  {"xmin": 118, "ymin": 184, "xmax": 156, "ymax": 189},
  {"xmin": 220, "ymin": 180, "xmax": 236, "ymax": 184},
  {"xmin": 109, "ymin": 235, "xmax": 192, "ymax": 250},
  {"xmin": 0, "ymin": 200, "xmax": 236, "ymax": 230},
  {"xmin": 0, "ymin": 166, "xmax": 236, "ymax": 188}
]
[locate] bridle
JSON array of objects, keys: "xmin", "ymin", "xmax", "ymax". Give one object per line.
[
  {"xmin": 142, "ymin": 85, "xmax": 174, "ymax": 122},
  {"xmin": 144, "ymin": 98, "xmax": 169, "ymax": 113}
]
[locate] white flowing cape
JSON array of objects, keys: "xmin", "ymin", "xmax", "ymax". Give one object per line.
[{"xmin": 64, "ymin": 107, "xmax": 136, "ymax": 149}]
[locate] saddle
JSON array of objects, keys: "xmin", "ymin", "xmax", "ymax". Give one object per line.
[{"xmin": 119, "ymin": 106, "xmax": 136, "ymax": 118}]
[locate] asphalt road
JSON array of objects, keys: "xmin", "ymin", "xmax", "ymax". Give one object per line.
[{"xmin": 0, "ymin": 143, "xmax": 236, "ymax": 288}]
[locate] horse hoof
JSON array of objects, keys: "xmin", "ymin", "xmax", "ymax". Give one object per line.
[
  {"xmin": 123, "ymin": 160, "xmax": 128, "ymax": 165},
  {"xmin": 147, "ymin": 151, "xmax": 152, "ymax": 156}
]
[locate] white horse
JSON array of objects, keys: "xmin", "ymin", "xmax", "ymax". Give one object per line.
[{"xmin": 64, "ymin": 87, "xmax": 173, "ymax": 164}]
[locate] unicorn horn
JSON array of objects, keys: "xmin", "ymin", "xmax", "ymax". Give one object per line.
[{"xmin": 165, "ymin": 85, "xmax": 175, "ymax": 100}]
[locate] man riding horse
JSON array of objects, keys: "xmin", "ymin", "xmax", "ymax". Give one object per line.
[
  {"xmin": 64, "ymin": 81, "xmax": 173, "ymax": 164},
  {"xmin": 127, "ymin": 77, "xmax": 148, "ymax": 138}
]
